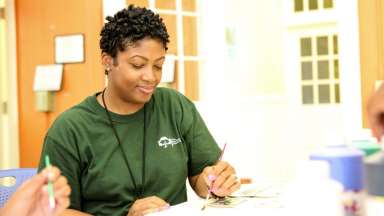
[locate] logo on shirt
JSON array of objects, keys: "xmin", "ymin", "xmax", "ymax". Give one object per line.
[{"xmin": 158, "ymin": 136, "xmax": 182, "ymax": 148}]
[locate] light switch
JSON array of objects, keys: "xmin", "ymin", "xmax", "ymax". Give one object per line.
[{"xmin": 36, "ymin": 91, "xmax": 54, "ymax": 112}]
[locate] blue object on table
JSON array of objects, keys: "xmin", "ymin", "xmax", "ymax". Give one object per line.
[
  {"xmin": 0, "ymin": 168, "xmax": 37, "ymax": 207},
  {"xmin": 365, "ymin": 151, "xmax": 384, "ymax": 196},
  {"xmin": 310, "ymin": 145, "xmax": 364, "ymax": 190}
]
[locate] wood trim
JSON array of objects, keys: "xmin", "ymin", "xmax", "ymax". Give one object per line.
[
  {"xmin": 4, "ymin": 0, "xmax": 20, "ymax": 168},
  {"xmin": 358, "ymin": 0, "xmax": 384, "ymax": 127}
]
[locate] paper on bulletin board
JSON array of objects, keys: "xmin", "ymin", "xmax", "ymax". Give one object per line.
[
  {"xmin": 33, "ymin": 64, "xmax": 63, "ymax": 91},
  {"xmin": 55, "ymin": 34, "xmax": 84, "ymax": 63}
]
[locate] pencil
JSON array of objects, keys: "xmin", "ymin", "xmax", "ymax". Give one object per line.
[
  {"xmin": 201, "ymin": 143, "xmax": 227, "ymax": 211},
  {"xmin": 45, "ymin": 155, "xmax": 56, "ymax": 209}
]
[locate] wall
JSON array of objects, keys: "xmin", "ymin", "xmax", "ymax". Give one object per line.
[
  {"xmin": 199, "ymin": 0, "xmax": 285, "ymax": 102},
  {"xmin": 198, "ymin": 0, "xmax": 294, "ymax": 180},
  {"xmin": 337, "ymin": 0, "xmax": 363, "ymax": 138},
  {"xmin": 198, "ymin": 0, "xmax": 364, "ymax": 181},
  {"xmin": 223, "ymin": 0, "xmax": 285, "ymax": 97},
  {"xmin": 16, "ymin": 0, "xmax": 104, "ymax": 167}
]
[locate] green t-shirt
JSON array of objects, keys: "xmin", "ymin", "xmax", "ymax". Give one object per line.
[{"xmin": 38, "ymin": 87, "xmax": 220, "ymax": 216}]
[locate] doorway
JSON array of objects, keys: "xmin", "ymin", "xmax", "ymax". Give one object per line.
[
  {"xmin": 0, "ymin": 0, "xmax": 7, "ymax": 168},
  {"xmin": 0, "ymin": 0, "xmax": 19, "ymax": 168}
]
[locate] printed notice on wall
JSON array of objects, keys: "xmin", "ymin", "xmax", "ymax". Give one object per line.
[
  {"xmin": 55, "ymin": 34, "xmax": 84, "ymax": 64},
  {"xmin": 33, "ymin": 64, "xmax": 63, "ymax": 91}
]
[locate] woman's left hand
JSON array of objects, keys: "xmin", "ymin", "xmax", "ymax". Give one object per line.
[{"xmin": 201, "ymin": 161, "xmax": 241, "ymax": 197}]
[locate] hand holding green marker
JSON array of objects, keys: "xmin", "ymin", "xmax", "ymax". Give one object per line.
[{"xmin": 45, "ymin": 155, "xmax": 56, "ymax": 209}]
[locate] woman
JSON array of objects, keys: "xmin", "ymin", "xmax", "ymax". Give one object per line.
[{"xmin": 38, "ymin": 5, "xmax": 239, "ymax": 216}]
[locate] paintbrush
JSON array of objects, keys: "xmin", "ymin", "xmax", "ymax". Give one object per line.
[{"xmin": 201, "ymin": 143, "xmax": 227, "ymax": 211}]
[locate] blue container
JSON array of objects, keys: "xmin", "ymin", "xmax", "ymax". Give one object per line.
[
  {"xmin": 310, "ymin": 145, "xmax": 364, "ymax": 191},
  {"xmin": 364, "ymin": 152, "xmax": 384, "ymax": 196}
]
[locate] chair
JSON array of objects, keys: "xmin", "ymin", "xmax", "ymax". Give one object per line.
[{"xmin": 0, "ymin": 168, "xmax": 37, "ymax": 207}]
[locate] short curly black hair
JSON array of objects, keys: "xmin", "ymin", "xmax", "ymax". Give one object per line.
[{"xmin": 100, "ymin": 5, "xmax": 170, "ymax": 59}]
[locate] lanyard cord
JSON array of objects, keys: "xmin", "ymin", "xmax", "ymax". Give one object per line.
[{"xmin": 101, "ymin": 88, "xmax": 147, "ymax": 199}]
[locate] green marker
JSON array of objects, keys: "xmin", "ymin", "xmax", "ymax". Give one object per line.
[{"xmin": 45, "ymin": 155, "xmax": 55, "ymax": 209}]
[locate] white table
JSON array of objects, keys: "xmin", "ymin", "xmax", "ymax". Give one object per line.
[
  {"xmin": 150, "ymin": 182, "xmax": 384, "ymax": 216},
  {"xmin": 150, "ymin": 182, "xmax": 287, "ymax": 216},
  {"xmin": 151, "ymin": 198, "xmax": 384, "ymax": 216},
  {"xmin": 150, "ymin": 198, "xmax": 286, "ymax": 216}
]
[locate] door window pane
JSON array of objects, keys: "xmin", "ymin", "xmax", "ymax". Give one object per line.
[
  {"xmin": 301, "ymin": 37, "xmax": 312, "ymax": 56},
  {"xmin": 333, "ymin": 35, "xmax": 338, "ymax": 54},
  {"xmin": 318, "ymin": 84, "xmax": 330, "ymax": 103},
  {"xmin": 182, "ymin": 0, "xmax": 196, "ymax": 11},
  {"xmin": 318, "ymin": 60, "xmax": 329, "ymax": 79},
  {"xmin": 334, "ymin": 60, "xmax": 339, "ymax": 79},
  {"xmin": 156, "ymin": 0, "xmax": 176, "ymax": 10},
  {"xmin": 184, "ymin": 61, "xmax": 199, "ymax": 101},
  {"xmin": 126, "ymin": 0, "xmax": 148, "ymax": 7},
  {"xmin": 302, "ymin": 85, "xmax": 314, "ymax": 104},
  {"xmin": 183, "ymin": 16, "xmax": 197, "ymax": 56},
  {"xmin": 317, "ymin": 36, "xmax": 328, "ymax": 55},
  {"xmin": 335, "ymin": 84, "xmax": 340, "ymax": 103},
  {"xmin": 309, "ymin": 0, "xmax": 318, "ymax": 10},
  {"xmin": 294, "ymin": 0, "xmax": 304, "ymax": 12},
  {"xmin": 301, "ymin": 61, "xmax": 313, "ymax": 80},
  {"xmin": 324, "ymin": 0, "xmax": 333, "ymax": 9},
  {"xmin": 160, "ymin": 14, "xmax": 177, "ymax": 54}
]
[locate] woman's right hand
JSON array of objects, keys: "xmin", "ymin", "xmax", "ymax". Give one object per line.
[{"xmin": 127, "ymin": 196, "xmax": 170, "ymax": 216}]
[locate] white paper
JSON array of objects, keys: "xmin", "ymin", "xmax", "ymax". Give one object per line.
[
  {"xmin": 55, "ymin": 34, "xmax": 84, "ymax": 63},
  {"xmin": 33, "ymin": 64, "xmax": 63, "ymax": 91},
  {"xmin": 160, "ymin": 55, "xmax": 176, "ymax": 83},
  {"xmin": 149, "ymin": 200, "xmax": 285, "ymax": 216},
  {"xmin": 102, "ymin": 0, "xmax": 126, "ymax": 19}
]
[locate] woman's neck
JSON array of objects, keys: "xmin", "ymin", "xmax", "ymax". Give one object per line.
[{"xmin": 97, "ymin": 88, "xmax": 144, "ymax": 115}]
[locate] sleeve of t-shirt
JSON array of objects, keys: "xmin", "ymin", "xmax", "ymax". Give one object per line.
[
  {"xmin": 38, "ymin": 130, "xmax": 83, "ymax": 211},
  {"xmin": 177, "ymin": 94, "xmax": 221, "ymax": 177}
]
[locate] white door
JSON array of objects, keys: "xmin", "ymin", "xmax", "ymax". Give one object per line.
[
  {"xmin": 284, "ymin": 0, "xmax": 364, "ymax": 150},
  {"xmin": 281, "ymin": 0, "xmax": 346, "ymax": 169},
  {"xmin": 284, "ymin": 28, "xmax": 344, "ymax": 148},
  {"xmin": 282, "ymin": 0, "xmax": 363, "ymax": 156}
]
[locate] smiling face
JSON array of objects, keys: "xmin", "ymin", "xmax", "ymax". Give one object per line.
[{"xmin": 103, "ymin": 37, "xmax": 166, "ymax": 106}]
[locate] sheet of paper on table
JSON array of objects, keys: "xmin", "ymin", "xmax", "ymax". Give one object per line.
[
  {"xmin": 150, "ymin": 181, "xmax": 383, "ymax": 216},
  {"xmin": 149, "ymin": 181, "xmax": 287, "ymax": 216},
  {"xmin": 207, "ymin": 197, "xmax": 247, "ymax": 208}
]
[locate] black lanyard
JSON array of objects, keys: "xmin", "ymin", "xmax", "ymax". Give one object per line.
[{"xmin": 101, "ymin": 88, "xmax": 147, "ymax": 199}]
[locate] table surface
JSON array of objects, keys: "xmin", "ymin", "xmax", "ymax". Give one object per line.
[{"xmin": 149, "ymin": 182, "xmax": 384, "ymax": 216}]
